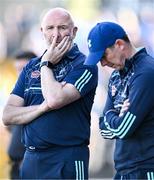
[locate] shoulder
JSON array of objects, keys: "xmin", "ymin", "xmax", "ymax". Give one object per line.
[
  {"xmin": 130, "ymin": 70, "xmax": 154, "ymax": 90},
  {"xmin": 83, "ymin": 64, "xmax": 98, "ymax": 73},
  {"xmin": 134, "ymin": 50, "xmax": 154, "ymax": 71},
  {"xmin": 24, "ymin": 57, "xmax": 41, "ymax": 70},
  {"xmin": 71, "ymin": 52, "xmax": 98, "ymax": 74},
  {"xmin": 74, "ymin": 63, "xmax": 98, "ymax": 76},
  {"xmin": 27, "ymin": 56, "xmax": 40, "ymax": 66},
  {"xmin": 135, "ymin": 70, "xmax": 154, "ymax": 81},
  {"xmin": 134, "ymin": 55, "xmax": 154, "ymax": 79}
]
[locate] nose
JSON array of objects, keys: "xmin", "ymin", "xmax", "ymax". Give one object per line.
[{"xmin": 52, "ymin": 28, "xmax": 60, "ymax": 38}]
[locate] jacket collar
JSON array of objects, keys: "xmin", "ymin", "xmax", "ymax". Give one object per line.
[
  {"xmin": 120, "ymin": 48, "xmax": 147, "ymax": 76},
  {"xmin": 63, "ymin": 43, "xmax": 81, "ymax": 60}
]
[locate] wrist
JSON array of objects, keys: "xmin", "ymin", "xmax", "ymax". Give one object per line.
[
  {"xmin": 40, "ymin": 61, "xmax": 54, "ymax": 69},
  {"xmin": 38, "ymin": 104, "xmax": 48, "ymax": 114}
]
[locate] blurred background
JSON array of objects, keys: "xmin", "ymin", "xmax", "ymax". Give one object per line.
[{"xmin": 0, "ymin": 0, "xmax": 154, "ymax": 179}]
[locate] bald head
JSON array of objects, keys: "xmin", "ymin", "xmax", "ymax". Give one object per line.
[
  {"xmin": 41, "ymin": 8, "xmax": 74, "ymax": 28},
  {"xmin": 40, "ymin": 7, "xmax": 77, "ymax": 47}
]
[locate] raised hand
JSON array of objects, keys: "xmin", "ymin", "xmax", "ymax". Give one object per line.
[{"xmin": 42, "ymin": 35, "xmax": 72, "ymax": 65}]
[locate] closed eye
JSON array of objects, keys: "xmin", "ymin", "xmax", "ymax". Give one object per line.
[
  {"xmin": 59, "ymin": 25, "xmax": 68, "ymax": 30},
  {"xmin": 46, "ymin": 26, "xmax": 54, "ymax": 30}
]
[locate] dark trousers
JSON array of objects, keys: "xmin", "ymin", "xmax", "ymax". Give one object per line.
[
  {"xmin": 114, "ymin": 169, "xmax": 154, "ymax": 180},
  {"xmin": 20, "ymin": 145, "xmax": 89, "ymax": 179},
  {"xmin": 9, "ymin": 160, "xmax": 21, "ymax": 179},
  {"xmin": 8, "ymin": 125, "xmax": 25, "ymax": 179}
]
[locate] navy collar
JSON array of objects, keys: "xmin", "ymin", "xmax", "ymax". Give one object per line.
[
  {"xmin": 64, "ymin": 43, "xmax": 80, "ymax": 60},
  {"xmin": 129, "ymin": 47, "xmax": 147, "ymax": 64},
  {"xmin": 120, "ymin": 48, "xmax": 147, "ymax": 76}
]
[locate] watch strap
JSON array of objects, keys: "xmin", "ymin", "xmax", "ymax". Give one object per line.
[{"xmin": 40, "ymin": 61, "xmax": 54, "ymax": 69}]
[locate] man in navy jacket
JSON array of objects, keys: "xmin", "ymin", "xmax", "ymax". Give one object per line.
[
  {"xmin": 2, "ymin": 8, "xmax": 98, "ymax": 179},
  {"xmin": 85, "ymin": 22, "xmax": 154, "ymax": 179}
]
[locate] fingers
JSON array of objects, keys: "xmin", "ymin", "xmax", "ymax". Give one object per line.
[
  {"xmin": 50, "ymin": 36, "xmax": 58, "ymax": 49},
  {"xmin": 53, "ymin": 36, "xmax": 72, "ymax": 58},
  {"xmin": 119, "ymin": 99, "xmax": 130, "ymax": 117},
  {"xmin": 43, "ymin": 35, "xmax": 72, "ymax": 65},
  {"xmin": 121, "ymin": 106, "xmax": 129, "ymax": 113},
  {"xmin": 58, "ymin": 36, "xmax": 72, "ymax": 52},
  {"xmin": 121, "ymin": 100, "xmax": 130, "ymax": 112},
  {"xmin": 123, "ymin": 99, "xmax": 130, "ymax": 108},
  {"xmin": 49, "ymin": 35, "xmax": 71, "ymax": 54},
  {"xmin": 61, "ymin": 39, "xmax": 72, "ymax": 54},
  {"xmin": 124, "ymin": 99, "xmax": 129, "ymax": 104},
  {"xmin": 57, "ymin": 36, "xmax": 70, "ymax": 49}
]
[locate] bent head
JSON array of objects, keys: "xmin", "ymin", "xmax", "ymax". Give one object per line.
[
  {"xmin": 41, "ymin": 7, "xmax": 78, "ymax": 47},
  {"xmin": 85, "ymin": 22, "xmax": 131, "ymax": 70}
]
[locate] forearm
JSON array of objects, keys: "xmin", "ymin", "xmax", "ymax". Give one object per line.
[
  {"xmin": 41, "ymin": 66, "xmax": 65, "ymax": 108},
  {"xmin": 2, "ymin": 104, "xmax": 45, "ymax": 125},
  {"xmin": 40, "ymin": 35, "xmax": 75, "ymax": 109},
  {"xmin": 41, "ymin": 66, "xmax": 81, "ymax": 109}
]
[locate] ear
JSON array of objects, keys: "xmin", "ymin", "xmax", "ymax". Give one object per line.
[
  {"xmin": 115, "ymin": 39, "xmax": 125, "ymax": 50},
  {"xmin": 72, "ymin": 26, "xmax": 78, "ymax": 39},
  {"xmin": 40, "ymin": 27, "xmax": 43, "ymax": 32}
]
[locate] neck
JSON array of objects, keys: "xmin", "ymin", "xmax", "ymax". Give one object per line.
[{"xmin": 126, "ymin": 44, "xmax": 138, "ymax": 60}]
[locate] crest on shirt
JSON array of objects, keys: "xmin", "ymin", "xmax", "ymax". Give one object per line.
[
  {"xmin": 88, "ymin": 39, "xmax": 92, "ymax": 48},
  {"xmin": 111, "ymin": 85, "xmax": 117, "ymax": 96},
  {"xmin": 31, "ymin": 70, "xmax": 40, "ymax": 78}
]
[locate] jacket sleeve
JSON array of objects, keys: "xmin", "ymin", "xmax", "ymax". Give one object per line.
[
  {"xmin": 99, "ymin": 88, "xmax": 117, "ymax": 139},
  {"xmin": 11, "ymin": 66, "xmax": 27, "ymax": 98},
  {"xmin": 99, "ymin": 72, "xmax": 154, "ymax": 139},
  {"xmin": 64, "ymin": 65, "xmax": 98, "ymax": 97}
]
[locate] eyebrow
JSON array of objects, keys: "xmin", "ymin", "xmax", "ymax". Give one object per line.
[{"xmin": 46, "ymin": 24, "xmax": 69, "ymax": 28}]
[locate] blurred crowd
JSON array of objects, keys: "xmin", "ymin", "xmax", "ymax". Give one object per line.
[
  {"xmin": 0, "ymin": 0, "xmax": 154, "ymax": 179},
  {"xmin": 0, "ymin": 1, "xmax": 154, "ymax": 58}
]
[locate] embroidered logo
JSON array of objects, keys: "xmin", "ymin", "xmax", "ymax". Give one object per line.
[
  {"xmin": 111, "ymin": 85, "xmax": 117, "ymax": 96},
  {"xmin": 31, "ymin": 70, "xmax": 40, "ymax": 78},
  {"xmin": 88, "ymin": 39, "xmax": 92, "ymax": 48}
]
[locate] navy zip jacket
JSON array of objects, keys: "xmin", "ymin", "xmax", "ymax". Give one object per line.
[
  {"xmin": 11, "ymin": 44, "xmax": 98, "ymax": 149},
  {"xmin": 99, "ymin": 48, "xmax": 154, "ymax": 174}
]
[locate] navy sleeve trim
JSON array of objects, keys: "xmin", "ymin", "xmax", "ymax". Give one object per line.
[
  {"xmin": 104, "ymin": 111, "xmax": 136, "ymax": 139},
  {"xmin": 74, "ymin": 69, "xmax": 93, "ymax": 92}
]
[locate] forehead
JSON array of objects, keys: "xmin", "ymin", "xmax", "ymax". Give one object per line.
[{"xmin": 42, "ymin": 10, "xmax": 72, "ymax": 27}]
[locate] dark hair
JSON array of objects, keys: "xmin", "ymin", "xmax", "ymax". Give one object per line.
[
  {"xmin": 121, "ymin": 34, "xmax": 130, "ymax": 43},
  {"xmin": 102, "ymin": 34, "xmax": 130, "ymax": 60},
  {"xmin": 108, "ymin": 34, "xmax": 130, "ymax": 49},
  {"xmin": 15, "ymin": 51, "xmax": 37, "ymax": 60}
]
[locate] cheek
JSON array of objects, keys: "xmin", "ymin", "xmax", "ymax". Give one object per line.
[
  {"xmin": 109, "ymin": 53, "xmax": 120, "ymax": 64},
  {"xmin": 43, "ymin": 31, "xmax": 50, "ymax": 39},
  {"xmin": 44, "ymin": 29, "xmax": 54, "ymax": 36},
  {"xmin": 64, "ymin": 29, "xmax": 73, "ymax": 36}
]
